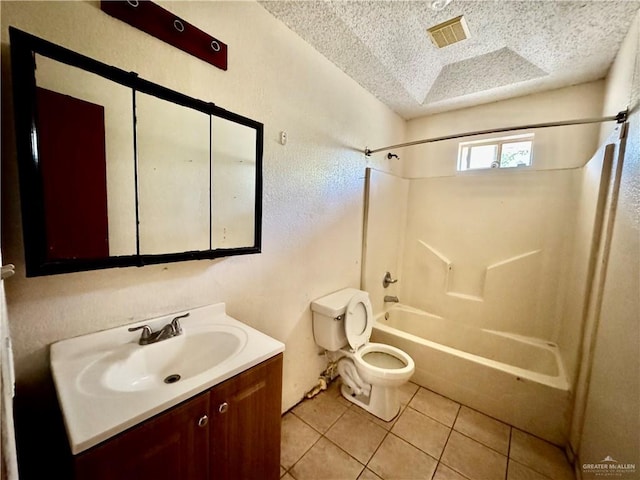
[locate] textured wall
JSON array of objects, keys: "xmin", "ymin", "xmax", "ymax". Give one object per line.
[
  {"xmin": 577, "ymin": 11, "xmax": 639, "ymax": 475},
  {"xmin": 599, "ymin": 12, "xmax": 639, "ymax": 145},
  {"xmin": 0, "ymin": 1, "xmax": 404, "ymax": 475},
  {"xmin": 403, "ymin": 81, "xmax": 605, "ymax": 178}
]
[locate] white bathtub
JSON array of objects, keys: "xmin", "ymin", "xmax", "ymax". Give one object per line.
[{"xmin": 371, "ymin": 304, "xmax": 570, "ymax": 445}]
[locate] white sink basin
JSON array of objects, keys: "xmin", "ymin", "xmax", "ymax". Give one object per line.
[
  {"xmin": 51, "ymin": 303, "xmax": 284, "ymax": 454},
  {"xmin": 94, "ymin": 327, "xmax": 246, "ymax": 393}
]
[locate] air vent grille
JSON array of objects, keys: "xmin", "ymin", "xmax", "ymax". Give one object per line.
[{"xmin": 427, "ymin": 15, "xmax": 470, "ymax": 48}]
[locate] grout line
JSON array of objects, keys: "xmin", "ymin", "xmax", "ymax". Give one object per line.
[
  {"xmin": 456, "ymin": 401, "xmax": 512, "ymax": 429},
  {"xmin": 431, "ymin": 405, "xmax": 475, "ymax": 480},
  {"xmin": 290, "ymin": 393, "xmax": 379, "ymax": 479},
  {"xmin": 319, "ymin": 434, "xmax": 367, "ymax": 476},
  {"xmin": 363, "ymin": 405, "xmax": 399, "ymax": 458},
  {"xmin": 282, "ymin": 393, "xmax": 353, "ymax": 475},
  {"xmin": 285, "ymin": 384, "xmax": 571, "ymax": 480},
  {"xmin": 364, "ymin": 428, "xmax": 390, "ymax": 478},
  {"xmin": 508, "ymin": 458, "xmax": 562, "ymax": 480},
  {"xmin": 285, "ymin": 430, "xmax": 323, "ymax": 477},
  {"xmin": 291, "ymin": 394, "xmax": 350, "ymax": 435},
  {"xmin": 505, "ymin": 427, "xmax": 513, "ymax": 480},
  {"xmin": 438, "ymin": 404, "xmax": 460, "ymax": 463},
  {"xmin": 356, "ymin": 391, "xmax": 415, "ymax": 477},
  {"xmin": 410, "ymin": 387, "xmax": 462, "ymax": 429},
  {"xmin": 451, "ymin": 428, "xmax": 510, "ymax": 457}
]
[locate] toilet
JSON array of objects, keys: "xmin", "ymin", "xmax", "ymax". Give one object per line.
[{"xmin": 311, "ymin": 288, "xmax": 415, "ymax": 421}]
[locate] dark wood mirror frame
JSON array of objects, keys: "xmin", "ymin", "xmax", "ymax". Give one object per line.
[{"xmin": 9, "ymin": 27, "xmax": 263, "ymax": 277}]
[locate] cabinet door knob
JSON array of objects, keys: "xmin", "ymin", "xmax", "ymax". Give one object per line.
[
  {"xmin": 218, "ymin": 402, "xmax": 229, "ymax": 414},
  {"xmin": 197, "ymin": 415, "xmax": 208, "ymax": 427}
]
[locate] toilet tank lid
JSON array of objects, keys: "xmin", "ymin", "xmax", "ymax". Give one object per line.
[{"xmin": 311, "ymin": 288, "xmax": 368, "ymax": 317}]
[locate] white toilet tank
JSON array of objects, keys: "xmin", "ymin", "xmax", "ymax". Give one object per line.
[{"xmin": 311, "ymin": 288, "xmax": 369, "ymax": 351}]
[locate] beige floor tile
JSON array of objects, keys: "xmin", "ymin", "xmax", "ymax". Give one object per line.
[
  {"xmin": 368, "ymin": 433, "xmax": 438, "ymax": 480},
  {"xmin": 326, "ymin": 379, "xmax": 353, "ymax": 407},
  {"xmin": 345, "ymin": 382, "xmax": 418, "ymax": 430},
  {"xmin": 453, "ymin": 406, "xmax": 510, "ymax": 455},
  {"xmin": 282, "ymin": 474, "xmax": 296, "ymax": 480},
  {"xmin": 326, "ymin": 378, "xmax": 343, "ymax": 396},
  {"xmin": 409, "ymin": 388, "xmax": 460, "ymax": 427},
  {"xmin": 508, "ymin": 459, "xmax": 555, "ymax": 480},
  {"xmin": 325, "ymin": 409, "xmax": 387, "ymax": 464},
  {"xmin": 358, "ymin": 468, "xmax": 383, "ymax": 480},
  {"xmin": 391, "ymin": 406, "xmax": 451, "ymax": 459},
  {"xmin": 281, "ymin": 465, "xmax": 287, "ymax": 477},
  {"xmin": 281, "ymin": 413, "xmax": 321, "ymax": 469},
  {"xmin": 350, "ymin": 402, "xmax": 400, "ymax": 430},
  {"xmin": 510, "ymin": 429, "xmax": 574, "ymax": 480},
  {"xmin": 293, "ymin": 390, "xmax": 349, "ymax": 433},
  {"xmin": 290, "ymin": 437, "xmax": 364, "ymax": 480},
  {"xmin": 441, "ymin": 431, "xmax": 507, "ymax": 480},
  {"xmin": 433, "ymin": 463, "xmax": 470, "ymax": 480},
  {"xmin": 399, "ymin": 381, "xmax": 420, "ymax": 405}
]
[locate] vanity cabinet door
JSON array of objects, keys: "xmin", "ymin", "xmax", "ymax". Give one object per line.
[
  {"xmin": 209, "ymin": 353, "xmax": 283, "ymax": 480},
  {"xmin": 74, "ymin": 391, "xmax": 210, "ymax": 480}
]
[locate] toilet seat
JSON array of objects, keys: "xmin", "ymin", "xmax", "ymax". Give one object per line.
[
  {"xmin": 344, "ymin": 291, "xmax": 373, "ymax": 351},
  {"xmin": 344, "ymin": 292, "xmax": 415, "ymax": 384}
]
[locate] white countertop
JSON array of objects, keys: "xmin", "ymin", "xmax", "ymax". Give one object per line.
[{"xmin": 50, "ymin": 303, "xmax": 285, "ymax": 455}]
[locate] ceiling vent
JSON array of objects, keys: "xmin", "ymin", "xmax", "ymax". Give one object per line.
[{"xmin": 427, "ymin": 15, "xmax": 470, "ymax": 48}]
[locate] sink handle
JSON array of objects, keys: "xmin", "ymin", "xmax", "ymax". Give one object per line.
[
  {"xmin": 170, "ymin": 313, "xmax": 189, "ymax": 335},
  {"xmin": 128, "ymin": 325, "xmax": 152, "ymax": 340}
]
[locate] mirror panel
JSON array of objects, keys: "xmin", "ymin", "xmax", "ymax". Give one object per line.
[
  {"xmin": 211, "ymin": 116, "xmax": 257, "ymax": 249},
  {"xmin": 136, "ymin": 92, "xmax": 210, "ymax": 254},
  {"xmin": 10, "ymin": 27, "xmax": 263, "ymax": 277},
  {"xmin": 34, "ymin": 54, "xmax": 137, "ymax": 258}
]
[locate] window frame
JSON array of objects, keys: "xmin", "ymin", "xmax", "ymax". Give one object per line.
[{"xmin": 457, "ymin": 133, "xmax": 534, "ymax": 172}]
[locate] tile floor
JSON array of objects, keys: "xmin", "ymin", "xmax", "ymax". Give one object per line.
[{"xmin": 280, "ymin": 381, "xmax": 575, "ymax": 480}]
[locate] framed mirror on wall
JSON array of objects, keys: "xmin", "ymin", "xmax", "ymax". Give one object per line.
[{"xmin": 9, "ymin": 27, "xmax": 263, "ymax": 277}]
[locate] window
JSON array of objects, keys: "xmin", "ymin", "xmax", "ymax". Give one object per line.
[{"xmin": 458, "ymin": 134, "xmax": 534, "ymax": 171}]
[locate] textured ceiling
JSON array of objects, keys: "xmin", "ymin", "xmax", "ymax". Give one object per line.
[{"xmin": 259, "ymin": 1, "xmax": 640, "ymax": 119}]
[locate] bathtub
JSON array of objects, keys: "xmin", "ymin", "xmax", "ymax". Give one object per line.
[{"xmin": 371, "ymin": 304, "xmax": 571, "ymax": 445}]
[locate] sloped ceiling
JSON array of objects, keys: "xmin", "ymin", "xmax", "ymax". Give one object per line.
[{"xmin": 260, "ymin": 1, "xmax": 640, "ymax": 119}]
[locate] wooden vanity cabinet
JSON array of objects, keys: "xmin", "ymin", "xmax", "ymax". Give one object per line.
[
  {"xmin": 74, "ymin": 354, "xmax": 283, "ymax": 480},
  {"xmin": 210, "ymin": 353, "xmax": 283, "ymax": 480},
  {"xmin": 74, "ymin": 391, "xmax": 210, "ymax": 480}
]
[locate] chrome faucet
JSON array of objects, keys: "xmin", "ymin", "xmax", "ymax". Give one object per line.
[
  {"xmin": 128, "ymin": 313, "xmax": 189, "ymax": 345},
  {"xmin": 384, "ymin": 296, "xmax": 399, "ymax": 303},
  {"xmin": 382, "ymin": 272, "xmax": 398, "ymax": 288}
]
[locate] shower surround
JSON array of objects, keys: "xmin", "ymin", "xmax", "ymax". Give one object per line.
[{"xmin": 362, "ymin": 107, "xmax": 615, "ymax": 445}]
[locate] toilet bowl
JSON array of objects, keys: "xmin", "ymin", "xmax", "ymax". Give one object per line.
[
  {"xmin": 311, "ymin": 288, "xmax": 415, "ymax": 421},
  {"xmin": 353, "ymin": 342, "xmax": 414, "ymax": 386}
]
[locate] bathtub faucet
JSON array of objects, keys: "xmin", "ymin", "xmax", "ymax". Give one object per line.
[
  {"xmin": 383, "ymin": 272, "xmax": 398, "ymax": 288},
  {"xmin": 384, "ymin": 295, "xmax": 399, "ymax": 303}
]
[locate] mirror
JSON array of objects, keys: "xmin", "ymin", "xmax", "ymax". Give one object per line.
[
  {"xmin": 136, "ymin": 92, "xmax": 211, "ymax": 254},
  {"xmin": 34, "ymin": 54, "xmax": 138, "ymax": 258},
  {"xmin": 211, "ymin": 117, "xmax": 258, "ymax": 249},
  {"xmin": 10, "ymin": 28, "xmax": 263, "ymax": 276}
]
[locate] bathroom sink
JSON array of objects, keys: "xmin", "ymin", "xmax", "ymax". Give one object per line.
[
  {"xmin": 51, "ymin": 303, "xmax": 285, "ymax": 454},
  {"xmin": 98, "ymin": 328, "xmax": 245, "ymax": 393}
]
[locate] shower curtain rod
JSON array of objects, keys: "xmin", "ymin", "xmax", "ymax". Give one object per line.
[{"xmin": 363, "ymin": 109, "xmax": 628, "ymax": 156}]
